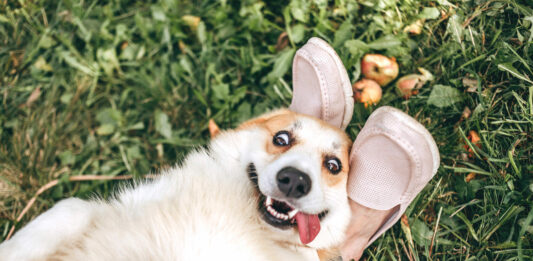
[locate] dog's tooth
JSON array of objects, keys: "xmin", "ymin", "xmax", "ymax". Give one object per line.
[
  {"xmin": 267, "ymin": 206, "xmax": 277, "ymax": 216},
  {"xmin": 288, "ymin": 209, "xmax": 299, "ymax": 219},
  {"xmin": 265, "ymin": 197, "xmax": 273, "ymax": 206}
]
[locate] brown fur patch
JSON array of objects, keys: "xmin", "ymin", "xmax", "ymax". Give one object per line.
[
  {"xmin": 208, "ymin": 119, "xmax": 220, "ymax": 138},
  {"xmin": 317, "ymin": 247, "xmax": 342, "ymax": 261},
  {"xmin": 238, "ymin": 109, "xmax": 297, "ymax": 155},
  {"xmin": 321, "ymin": 142, "xmax": 351, "ymax": 187}
]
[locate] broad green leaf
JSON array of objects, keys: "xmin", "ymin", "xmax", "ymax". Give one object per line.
[
  {"xmin": 427, "ymin": 84, "xmax": 463, "ymax": 108},
  {"xmin": 38, "ymin": 34, "xmax": 55, "ymax": 49},
  {"xmin": 59, "ymin": 51, "xmax": 98, "ymax": 76},
  {"xmin": 267, "ymin": 48, "xmax": 296, "ymax": 82},
  {"xmin": 60, "ymin": 93, "xmax": 73, "ymax": 104},
  {"xmin": 290, "ymin": 24, "xmax": 306, "ymax": 43},
  {"xmin": 197, "ymin": 21, "xmax": 206, "ymax": 44},
  {"xmin": 179, "ymin": 56, "xmax": 193, "ymax": 76},
  {"xmin": 497, "ymin": 63, "xmax": 533, "ymax": 84},
  {"xmin": 127, "ymin": 122, "xmax": 145, "ymax": 130},
  {"xmin": 446, "ymin": 14, "xmax": 464, "ymax": 44},
  {"xmin": 58, "ymin": 151, "xmax": 75, "ymax": 166},
  {"xmin": 212, "ymin": 83, "xmax": 230, "ymax": 101},
  {"xmin": 333, "ymin": 20, "xmax": 353, "ymax": 48},
  {"xmin": 290, "ymin": 0, "xmax": 310, "ymax": 22},
  {"xmin": 436, "ymin": 0, "xmax": 455, "ymax": 6},
  {"xmin": 0, "ymin": 14, "xmax": 9, "ymax": 23},
  {"xmin": 97, "ymin": 48, "xmax": 120, "ymax": 76},
  {"xmin": 126, "ymin": 146, "xmax": 142, "ymax": 160},
  {"xmin": 524, "ymin": 16, "xmax": 533, "ymax": 43},
  {"xmin": 419, "ymin": 7, "xmax": 440, "ymax": 20},
  {"xmin": 151, "ymin": 6, "xmax": 166, "ymax": 21},
  {"xmin": 230, "ymin": 87, "xmax": 247, "ymax": 104},
  {"xmin": 345, "ymin": 40, "xmax": 370, "ymax": 55},
  {"xmin": 155, "ymin": 110, "xmax": 172, "ymax": 139},
  {"xmin": 96, "ymin": 108, "xmax": 123, "ymax": 126},
  {"xmin": 411, "ymin": 218, "xmax": 432, "ymax": 247},
  {"xmin": 96, "ymin": 124, "xmax": 116, "ymax": 136},
  {"xmin": 367, "ymin": 35, "xmax": 402, "ymax": 50},
  {"xmin": 236, "ymin": 102, "xmax": 252, "ymax": 123}
]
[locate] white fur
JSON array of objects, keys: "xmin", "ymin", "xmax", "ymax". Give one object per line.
[{"xmin": 0, "ymin": 110, "xmax": 351, "ymax": 260}]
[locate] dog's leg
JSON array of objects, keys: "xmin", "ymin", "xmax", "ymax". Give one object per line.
[{"xmin": 0, "ymin": 198, "xmax": 95, "ymax": 261}]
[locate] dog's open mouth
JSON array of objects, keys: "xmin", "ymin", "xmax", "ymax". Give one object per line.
[{"xmin": 247, "ymin": 163, "xmax": 328, "ymax": 244}]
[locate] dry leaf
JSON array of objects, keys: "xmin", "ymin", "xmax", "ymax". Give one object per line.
[
  {"xmin": 276, "ymin": 32, "xmax": 289, "ymax": 51},
  {"xmin": 182, "ymin": 15, "xmax": 201, "ymax": 31},
  {"xmin": 461, "ymin": 107, "xmax": 471, "ymax": 120},
  {"xmin": 465, "ymin": 130, "xmax": 482, "ymax": 157},
  {"xmin": 120, "ymin": 41, "xmax": 129, "ymax": 50},
  {"xmin": 468, "ymin": 130, "xmax": 481, "ymax": 145},
  {"xmin": 25, "ymin": 87, "xmax": 41, "ymax": 107},
  {"xmin": 401, "ymin": 214, "xmax": 410, "ymax": 227},
  {"xmin": 10, "ymin": 51, "xmax": 21, "ymax": 68},
  {"xmin": 404, "ymin": 19, "xmax": 424, "ymax": 35},
  {"xmin": 179, "ymin": 40, "xmax": 187, "ymax": 53},
  {"xmin": 463, "ymin": 77, "xmax": 478, "ymax": 93},
  {"xmin": 466, "ymin": 172, "xmax": 477, "ymax": 182}
]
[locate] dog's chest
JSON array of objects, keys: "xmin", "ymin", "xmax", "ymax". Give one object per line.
[{"xmin": 52, "ymin": 165, "xmax": 316, "ymax": 260}]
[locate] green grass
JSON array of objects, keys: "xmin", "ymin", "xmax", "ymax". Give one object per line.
[{"xmin": 1, "ymin": 0, "xmax": 532, "ymax": 259}]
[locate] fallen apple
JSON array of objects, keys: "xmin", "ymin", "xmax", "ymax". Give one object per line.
[
  {"xmin": 353, "ymin": 79, "xmax": 382, "ymax": 107},
  {"xmin": 395, "ymin": 74, "xmax": 425, "ymax": 98},
  {"xmin": 361, "ymin": 54, "xmax": 399, "ymax": 86},
  {"xmin": 395, "ymin": 67, "xmax": 434, "ymax": 98}
]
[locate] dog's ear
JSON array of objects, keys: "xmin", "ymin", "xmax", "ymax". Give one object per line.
[{"xmin": 208, "ymin": 119, "xmax": 221, "ymax": 138}]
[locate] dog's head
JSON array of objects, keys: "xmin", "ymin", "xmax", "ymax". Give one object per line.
[{"xmin": 233, "ymin": 109, "xmax": 352, "ymax": 248}]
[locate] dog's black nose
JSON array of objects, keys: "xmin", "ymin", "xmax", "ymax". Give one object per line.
[{"xmin": 276, "ymin": 167, "xmax": 311, "ymax": 198}]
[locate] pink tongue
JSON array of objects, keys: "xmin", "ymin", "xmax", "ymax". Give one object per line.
[{"xmin": 294, "ymin": 212, "xmax": 321, "ymax": 244}]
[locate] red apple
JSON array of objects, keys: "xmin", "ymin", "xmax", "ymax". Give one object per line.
[
  {"xmin": 395, "ymin": 74, "xmax": 425, "ymax": 98},
  {"xmin": 361, "ymin": 54, "xmax": 399, "ymax": 86},
  {"xmin": 352, "ymin": 79, "xmax": 382, "ymax": 107},
  {"xmin": 395, "ymin": 68, "xmax": 434, "ymax": 98}
]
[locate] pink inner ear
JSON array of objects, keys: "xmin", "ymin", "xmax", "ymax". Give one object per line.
[
  {"xmin": 290, "ymin": 49, "xmax": 323, "ymax": 120},
  {"xmin": 289, "ymin": 37, "xmax": 354, "ymax": 130}
]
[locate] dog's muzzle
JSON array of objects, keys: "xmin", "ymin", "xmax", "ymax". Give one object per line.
[{"xmin": 276, "ymin": 167, "xmax": 311, "ymax": 199}]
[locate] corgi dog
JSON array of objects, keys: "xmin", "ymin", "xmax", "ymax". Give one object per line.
[{"xmin": 0, "ymin": 109, "xmax": 352, "ymax": 260}]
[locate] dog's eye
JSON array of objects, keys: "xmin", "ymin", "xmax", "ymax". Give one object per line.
[
  {"xmin": 273, "ymin": 131, "xmax": 291, "ymax": 146},
  {"xmin": 325, "ymin": 157, "xmax": 341, "ymax": 174}
]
